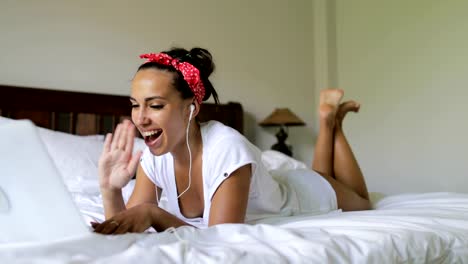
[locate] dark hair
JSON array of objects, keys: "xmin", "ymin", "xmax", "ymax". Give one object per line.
[{"xmin": 137, "ymin": 47, "xmax": 219, "ymax": 104}]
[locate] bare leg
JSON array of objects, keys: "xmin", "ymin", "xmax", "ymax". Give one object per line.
[
  {"xmin": 311, "ymin": 88, "xmax": 343, "ymax": 178},
  {"xmin": 312, "ymin": 90, "xmax": 371, "ymax": 211},
  {"xmin": 334, "ymin": 101, "xmax": 369, "ymax": 200}
]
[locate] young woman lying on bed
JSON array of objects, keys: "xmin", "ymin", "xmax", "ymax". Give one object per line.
[{"xmin": 92, "ymin": 47, "xmax": 371, "ymax": 234}]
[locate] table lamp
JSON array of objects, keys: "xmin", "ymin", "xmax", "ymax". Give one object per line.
[{"xmin": 259, "ymin": 108, "xmax": 305, "ymax": 157}]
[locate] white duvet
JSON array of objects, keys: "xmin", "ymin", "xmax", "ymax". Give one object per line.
[{"xmin": 2, "ymin": 190, "xmax": 468, "ymax": 263}]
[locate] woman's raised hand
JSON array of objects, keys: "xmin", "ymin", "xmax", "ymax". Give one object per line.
[{"xmin": 98, "ymin": 120, "xmax": 143, "ymax": 191}]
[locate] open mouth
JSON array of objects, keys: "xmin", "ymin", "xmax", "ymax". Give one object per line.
[{"xmin": 143, "ymin": 129, "xmax": 163, "ymax": 145}]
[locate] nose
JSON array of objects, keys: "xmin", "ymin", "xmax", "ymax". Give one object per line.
[{"xmin": 133, "ymin": 107, "xmax": 149, "ymax": 126}]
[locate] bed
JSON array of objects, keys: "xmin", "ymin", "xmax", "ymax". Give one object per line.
[{"xmin": 1, "ymin": 85, "xmax": 468, "ymax": 263}]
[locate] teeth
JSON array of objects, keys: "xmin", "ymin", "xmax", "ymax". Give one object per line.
[{"xmin": 142, "ymin": 130, "xmax": 161, "ymax": 137}]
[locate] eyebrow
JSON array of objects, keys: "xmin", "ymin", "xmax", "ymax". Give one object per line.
[{"xmin": 129, "ymin": 96, "xmax": 166, "ymax": 102}]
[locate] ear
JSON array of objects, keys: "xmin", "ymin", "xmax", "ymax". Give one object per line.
[
  {"xmin": 188, "ymin": 101, "xmax": 200, "ymax": 119},
  {"xmin": 189, "ymin": 100, "xmax": 201, "ymax": 119}
]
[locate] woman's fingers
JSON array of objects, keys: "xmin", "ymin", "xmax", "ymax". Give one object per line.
[
  {"xmin": 117, "ymin": 121, "xmax": 129, "ymax": 150},
  {"xmin": 93, "ymin": 220, "xmax": 135, "ymax": 235},
  {"xmin": 90, "ymin": 221, "xmax": 99, "ymax": 229},
  {"xmin": 113, "ymin": 223, "xmax": 130, "ymax": 235},
  {"xmin": 109, "ymin": 120, "xmax": 136, "ymax": 152},
  {"xmin": 94, "ymin": 219, "xmax": 120, "ymax": 234},
  {"xmin": 92, "ymin": 221, "xmax": 107, "ymax": 233},
  {"xmin": 102, "ymin": 133, "xmax": 112, "ymax": 154},
  {"xmin": 100, "ymin": 120, "xmax": 140, "ymax": 189},
  {"xmin": 110, "ymin": 123, "xmax": 122, "ymax": 150},
  {"xmin": 125, "ymin": 122, "xmax": 136, "ymax": 154}
]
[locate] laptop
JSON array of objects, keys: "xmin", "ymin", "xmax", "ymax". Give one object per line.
[{"xmin": 0, "ymin": 120, "xmax": 90, "ymax": 244}]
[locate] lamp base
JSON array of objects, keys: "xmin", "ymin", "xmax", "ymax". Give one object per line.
[
  {"xmin": 271, "ymin": 142, "xmax": 292, "ymax": 157},
  {"xmin": 271, "ymin": 127, "xmax": 292, "ymax": 157}
]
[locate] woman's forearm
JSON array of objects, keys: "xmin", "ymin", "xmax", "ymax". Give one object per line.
[{"xmin": 101, "ymin": 188, "xmax": 126, "ymax": 219}]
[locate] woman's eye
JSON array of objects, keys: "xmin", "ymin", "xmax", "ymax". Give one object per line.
[
  {"xmin": 150, "ymin": 105, "xmax": 164, "ymax": 110},
  {"xmin": 131, "ymin": 104, "xmax": 139, "ymax": 108}
]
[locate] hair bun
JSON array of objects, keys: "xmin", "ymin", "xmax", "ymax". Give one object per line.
[
  {"xmin": 157, "ymin": 47, "xmax": 219, "ymax": 104},
  {"xmin": 188, "ymin": 48, "xmax": 215, "ymax": 78}
]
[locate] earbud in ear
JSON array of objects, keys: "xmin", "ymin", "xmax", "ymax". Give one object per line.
[{"xmin": 189, "ymin": 104, "xmax": 195, "ymax": 121}]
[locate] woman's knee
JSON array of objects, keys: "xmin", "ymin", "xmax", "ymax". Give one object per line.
[{"xmin": 338, "ymin": 196, "xmax": 372, "ymax": 211}]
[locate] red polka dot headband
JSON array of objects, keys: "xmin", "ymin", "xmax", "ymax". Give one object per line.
[{"xmin": 139, "ymin": 53, "xmax": 206, "ymax": 104}]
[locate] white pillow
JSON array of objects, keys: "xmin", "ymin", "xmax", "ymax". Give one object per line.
[
  {"xmin": 261, "ymin": 150, "xmax": 308, "ymax": 171},
  {"xmin": 38, "ymin": 126, "xmax": 105, "ymax": 193},
  {"xmin": 0, "ymin": 116, "xmax": 15, "ymax": 126}
]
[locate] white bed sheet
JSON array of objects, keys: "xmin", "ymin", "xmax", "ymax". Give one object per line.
[{"xmin": 2, "ymin": 191, "xmax": 468, "ymax": 263}]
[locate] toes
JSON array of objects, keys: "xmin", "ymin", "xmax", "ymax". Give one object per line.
[
  {"xmin": 339, "ymin": 100, "xmax": 360, "ymax": 113},
  {"xmin": 336, "ymin": 100, "xmax": 360, "ymax": 122}
]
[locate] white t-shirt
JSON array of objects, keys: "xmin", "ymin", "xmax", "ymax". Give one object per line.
[{"xmin": 140, "ymin": 121, "xmax": 337, "ymax": 228}]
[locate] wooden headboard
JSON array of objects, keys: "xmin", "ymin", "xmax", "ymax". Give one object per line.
[{"xmin": 0, "ymin": 85, "xmax": 243, "ymax": 135}]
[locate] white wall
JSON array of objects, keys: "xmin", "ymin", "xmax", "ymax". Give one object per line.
[
  {"xmin": 330, "ymin": 0, "xmax": 468, "ymax": 194},
  {"xmin": 0, "ymin": 0, "xmax": 315, "ymax": 163},
  {"xmin": 6, "ymin": 1, "xmax": 462, "ymax": 196}
]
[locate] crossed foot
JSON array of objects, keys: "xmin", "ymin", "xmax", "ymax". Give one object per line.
[{"xmin": 319, "ymin": 88, "xmax": 360, "ymax": 128}]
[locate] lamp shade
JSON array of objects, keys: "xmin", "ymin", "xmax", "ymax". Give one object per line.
[{"xmin": 259, "ymin": 108, "xmax": 305, "ymax": 127}]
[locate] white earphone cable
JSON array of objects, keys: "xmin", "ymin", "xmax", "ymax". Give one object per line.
[
  {"xmin": 154, "ymin": 155, "xmax": 160, "ymax": 205},
  {"xmin": 177, "ymin": 106, "xmax": 193, "ymax": 199}
]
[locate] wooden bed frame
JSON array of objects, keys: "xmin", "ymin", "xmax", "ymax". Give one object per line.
[{"xmin": 0, "ymin": 85, "xmax": 244, "ymax": 135}]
